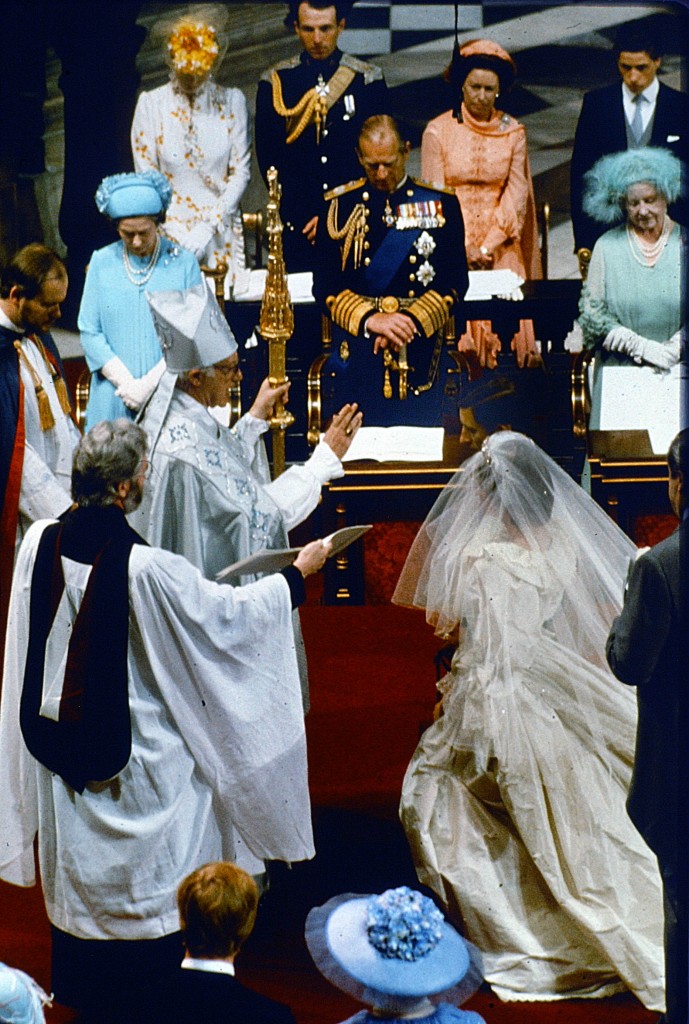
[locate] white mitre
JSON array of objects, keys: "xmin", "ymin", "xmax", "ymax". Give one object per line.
[{"xmin": 146, "ymin": 280, "xmax": 237, "ymax": 371}]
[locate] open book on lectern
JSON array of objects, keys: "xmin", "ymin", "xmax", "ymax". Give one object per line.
[
  {"xmin": 215, "ymin": 525, "xmax": 372, "ymax": 580},
  {"xmin": 326, "ymin": 426, "xmax": 445, "ymax": 463}
]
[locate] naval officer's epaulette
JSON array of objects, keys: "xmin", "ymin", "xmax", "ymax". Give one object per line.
[
  {"xmin": 409, "ymin": 176, "xmax": 457, "ymax": 197},
  {"xmin": 324, "ymin": 178, "xmax": 367, "ymax": 201},
  {"xmin": 340, "ymin": 52, "xmax": 384, "ymax": 85},
  {"xmin": 260, "ymin": 55, "xmax": 301, "ymax": 83}
]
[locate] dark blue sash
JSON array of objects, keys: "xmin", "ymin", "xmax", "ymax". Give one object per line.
[{"xmin": 364, "ymin": 225, "xmax": 421, "ymax": 294}]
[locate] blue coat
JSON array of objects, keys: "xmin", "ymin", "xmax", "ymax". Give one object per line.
[
  {"xmin": 78, "ymin": 236, "xmax": 201, "ymax": 430},
  {"xmin": 255, "ymin": 48, "xmax": 388, "ymax": 270}
]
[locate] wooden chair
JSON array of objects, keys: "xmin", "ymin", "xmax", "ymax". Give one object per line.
[
  {"xmin": 538, "ymin": 200, "xmax": 550, "ymax": 279},
  {"xmin": 570, "ymin": 348, "xmax": 595, "ymax": 440},
  {"xmin": 242, "ymin": 210, "xmax": 264, "ymax": 269},
  {"xmin": 306, "ymin": 313, "xmax": 463, "ymax": 442},
  {"xmin": 75, "ymin": 367, "xmax": 90, "ymax": 431},
  {"xmin": 307, "ymin": 315, "xmax": 334, "ymax": 445}
]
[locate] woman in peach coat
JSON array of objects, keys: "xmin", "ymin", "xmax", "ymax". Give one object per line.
[{"xmin": 422, "ymin": 40, "xmax": 542, "ymax": 368}]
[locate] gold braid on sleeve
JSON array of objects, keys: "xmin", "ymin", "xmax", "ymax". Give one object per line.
[
  {"xmin": 326, "ymin": 198, "xmax": 368, "ymax": 270},
  {"xmin": 330, "ymin": 290, "xmax": 376, "ymax": 336},
  {"xmin": 271, "ymin": 71, "xmax": 328, "ymax": 144},
  {"xmin": 406, "ymin": 291, "xmax": 452, "ymax": 337}
]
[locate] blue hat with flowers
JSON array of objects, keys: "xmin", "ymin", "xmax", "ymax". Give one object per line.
[
  {"xmin": 0, "ymin": 962, "xmax": 50, "ymax": 1024},
  {"xmin": 305, "ymin": 887, "xmax": 482, "ymax": 1013},
  {"xmin": 95, "ymin": 171, "xmax": 173, "ymax": 220}
]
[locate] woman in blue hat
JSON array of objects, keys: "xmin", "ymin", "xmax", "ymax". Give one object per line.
[
  {"xmin": 305, "ymin": 886, "xmax": 485, "ymax": 1023},
  {"xmin": 578, "ymin": 148, "xmax": 683, "ymax": 461},
  {"xmin": 0, "ymin": 961, "xmax": 50, "ymax": 1023},
  {"xmin": 78, "ymin": 170, "xmax": 202, "ymax": 431}
]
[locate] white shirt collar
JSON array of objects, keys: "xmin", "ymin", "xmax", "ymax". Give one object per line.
[
  {"xmin": 0, "ymin": 306, "xmax": 23, "ymax": 332},
  {"xmin": 181, "ymin": 957, "xmax": 236, "ymax": 977},
  {"xmin": 622, "ymin": 76, "xmax": 660, "ymax": 106}
]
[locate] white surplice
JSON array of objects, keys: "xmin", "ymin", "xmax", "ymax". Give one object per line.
[{"xmin": 0, "ymin": 520, "xmax": 313, "ymax": 941}]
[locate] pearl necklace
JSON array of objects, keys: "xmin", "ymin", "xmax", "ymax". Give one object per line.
[
  {"xmin": 122, "ymin": 234, "xmax": 161, "ymax": 286},
  {"xmin": 626, "ymin": 216, "xmax": 672, "ymax": 268}
]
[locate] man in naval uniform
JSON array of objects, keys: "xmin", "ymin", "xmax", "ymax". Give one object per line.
[
  {"xmin": 255, "ymin": 0, "xmax": 388, "ymax": 271},
  {"xmin": 0, "ymin": 244, "xmax": 79, "ymax": 685},
  {"xmin": 312, "ymin": 115, "xmax": 469, "ymax": 427}
]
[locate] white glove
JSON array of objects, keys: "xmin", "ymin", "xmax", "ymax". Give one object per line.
[
  {"xmin": 603, "ymin": 327, "xmax": 679, "ymax": 370},
  {"xmin": 139, "ymin": 358, "xmax": 166, "ymax": 395},
  {"xmin": 101, "ymin": 356, "xmax": 152, "ymax": 411},
  {"xmin": 182, "ymin": 221, "xmax": 215, "ymax": 261}
]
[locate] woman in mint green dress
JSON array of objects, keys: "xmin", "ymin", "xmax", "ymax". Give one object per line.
[{"xmin": 578, "ymin": 148, "xmax": 684, "ymax": 457}]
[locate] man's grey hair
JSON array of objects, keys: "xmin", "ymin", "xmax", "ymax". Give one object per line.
[{"xmin": 72, "ymin": 419, "xmax": 147, "ymax": 507}]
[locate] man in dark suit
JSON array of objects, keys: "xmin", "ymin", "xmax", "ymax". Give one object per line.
[
  {"xmin": 570, "ymin": 23, "xmax": 688, "ymax": 264},
  {"xmin": 139, "ymin": 862, "xmax": 295, "ymax": 1024},
  {"xmin": 255, "ymin": 0, "xmax": 388, "ymax": 272},
  {"xmin": 606, "ymin": 428, "xmax": 688, "ymax": 1024}
]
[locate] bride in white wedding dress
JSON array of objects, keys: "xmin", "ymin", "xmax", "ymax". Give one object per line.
[{"xmin": 393, "ymin": 432, "xmax": 665, "ymax": 1012}]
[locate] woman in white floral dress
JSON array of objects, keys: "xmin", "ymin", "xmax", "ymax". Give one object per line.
[{"xmin": 132, "ymin": 5, "xmax": 251, "ymax": 292}]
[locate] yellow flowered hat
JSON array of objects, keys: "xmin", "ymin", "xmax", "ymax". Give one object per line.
[{"xmin": 158, "ymin": 4, "xmax": 230, "ymax": 78}]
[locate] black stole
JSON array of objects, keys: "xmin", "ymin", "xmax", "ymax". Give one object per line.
[{"xmin": 20, "ymin": 506, "xmax": 146, "ymax": 793}]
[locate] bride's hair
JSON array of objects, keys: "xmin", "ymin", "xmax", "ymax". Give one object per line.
[{"xmin": 476, "ymin": 434, "xmax": 554, "ymax": 527}]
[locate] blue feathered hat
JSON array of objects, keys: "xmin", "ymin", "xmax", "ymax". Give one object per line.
[
  {"xmin": 583, "ymin": 148, "xmax": 683, "ymax": 224},
  {"xmin": 95, "ymin": 171, "xmax": 173, "ymax": 220}
]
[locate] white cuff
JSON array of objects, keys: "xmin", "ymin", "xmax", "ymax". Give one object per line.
[
  {"xmin": 236, "ymin": 412, "xmax": 270, "ymax": 442},
  {"xmin": 141, "ymin": 358, "xmax": 166, "ymax": 389},
  {"xmin": 306, "ymin": 440, "xmax": 345, "ymax": 483},
  {"xmin": 101, "ymin": 356, "xmax": 133, "ymax": 389}
]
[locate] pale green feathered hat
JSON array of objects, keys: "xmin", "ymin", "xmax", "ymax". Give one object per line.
[{"xmin": 583, "ymin": 147, "xmax": 683, "ymax": 223}]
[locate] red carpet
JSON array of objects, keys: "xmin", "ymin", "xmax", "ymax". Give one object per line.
[
  {"xmin": 0, "ymin": 605, "xmax": 658, "ymax": 1023},
  {"xmin": 303, "ymin": 605, "xmax": 441, "ymax": 812}
]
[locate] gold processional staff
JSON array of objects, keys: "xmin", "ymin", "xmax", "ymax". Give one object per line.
[{"xmin": 258, "ymin": 166, "xmax": 294, "ymax": 478}]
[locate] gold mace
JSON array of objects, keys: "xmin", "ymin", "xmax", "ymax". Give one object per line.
[{"xmin": 258, "ymin": 167, "xmax": 295, "ymax": 477}]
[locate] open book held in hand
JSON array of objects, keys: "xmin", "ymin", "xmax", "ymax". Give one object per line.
[{"xmin": 216, "ymin": 525, "xmax": 372, "ymax": 580}]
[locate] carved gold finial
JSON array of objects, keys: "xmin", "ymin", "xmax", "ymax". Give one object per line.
[{"xmin": 259, "ymin": 167, "xmax": 295, "ymax": 476}]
